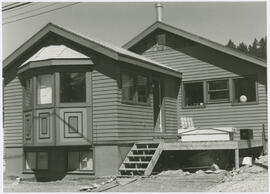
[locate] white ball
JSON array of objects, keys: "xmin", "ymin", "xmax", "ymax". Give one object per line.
[{"xmin": 240, "ymin": 95, "xmax": 247, "ymax": 103}]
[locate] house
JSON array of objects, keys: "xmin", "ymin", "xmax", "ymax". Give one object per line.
[{"xmin": 3, "ymin": 15, "xmax": 267, "ymax": 179}]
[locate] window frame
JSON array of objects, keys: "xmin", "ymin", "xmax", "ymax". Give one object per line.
[
  {"xmin": 182, "ymin": 81, "xmax": 205, "ymax": 109},
  {"xmin": 35, "ymin": 73, "xmax": 55, "ymax": 109},
  {"xmin": 67, "ymin": 150, "xmax": 94, "ymax": 173},
  {"xmin": 121, "ymin": 70, "xmax": 150, "ymax": 106},
  {"xmin": 24, "ymin": 151, "xmax": 49, "ymax": 172},
  {"xmin": 232, "ymin": 75, "xmax": 258, "ymax": 105},
  {"xmin": 207, "ymin": 79, "xmax": 230, "ymax": 103}
]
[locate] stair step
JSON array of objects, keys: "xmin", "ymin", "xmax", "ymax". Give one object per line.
[
  {"xmin": 124, "ymin": 161, "xmax": 150, "ymax": 164},
  {"xmin": 133, "ymin": 148, "xmax": 157, "ymax": 151},
  {"xmin": 119, "ymin": 168, "xmax": 146, "ymax": 171},
  {"xmin": 128, "ymin": 154, "xmax": 153, "ymax": 157}
]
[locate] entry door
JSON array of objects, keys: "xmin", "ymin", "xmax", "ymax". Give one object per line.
[{"xmin": 152, "ymin": 79, "xmax": 163, "ymax": 132}]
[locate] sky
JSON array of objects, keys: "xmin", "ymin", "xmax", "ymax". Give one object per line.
[{"xmin": 1, "ymin": 1, "xmax": 267, "ymax": 60}]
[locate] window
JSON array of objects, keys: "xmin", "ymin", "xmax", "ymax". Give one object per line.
[
  {"xmin": 184, "ymin": 82, "xmax": 204, "ymax": 107},
  {"xmin": 207, "ymin": 80, "xmax": 229, "ymax": 102},
  {"xmin": 25, "ymin": 151, "xmax": 48, "ymax": 170},
  {"xmin": 122, "ymin": 72, "xmax": 134, "ymax": 102},
  {"xmin": 37, "ymin": 74, "xmax": 53, "ymax": 105},
  {"xmin": 136, "ymin": 75, "xmax": 148, "ymax": 103},
  {"xmin": 121, "ymin": 72, "xmax": 148, "ymax": 104},
  {"xmin": 68, "ymin": 151, "xmax": 93, "ymax": 171},
  {"xmin": 24, "ymin": 79, "xmax": 32, "ymax": 107},
  {"xmin": 60, "ymin": 72, "xmax": 86, "ymax": 103},
  {"xmin": 233, "ymin": 77, "xmax": 256, "ymax": 103}
]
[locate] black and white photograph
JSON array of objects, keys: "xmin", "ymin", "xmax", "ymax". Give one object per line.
[{"xmin": 1, "ymin": 1, "xmax": 268, "ymax": 192}]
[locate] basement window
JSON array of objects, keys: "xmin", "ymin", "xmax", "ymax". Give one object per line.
[
  {"xmin": 183, "ymin": 82, "xmax": 204, "ymax": 107},
  {"xmin": 207, "ymin": 80, "xmax": 229, "ymax": 103},
  {"xmin": 68, "ymin": 151, "xmax": 93, "ymax": 171},
  {"xmin": 25, "ymin": 151, "xmax": 49, "ymax": 170},
  {"xmin": 233, "ymin": 77, "xmax": 256, "ymax": 104},
  {"xmin": 60, "ymin": 72, "xmax": 86, "ymax": 103}
]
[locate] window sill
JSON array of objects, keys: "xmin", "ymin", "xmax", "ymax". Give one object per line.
[
  {"xmin": 206, "ymin": 100, "xmax": 230, "ymax": 104},
  {"xmin": 66, "ymin": 171, "xmax": 94, "ymax": 175},
  {"xmin": 182, "ymin": 105, "xmax": 205, "ymax": 109},
  {"xmin": 232, "ymin": 101, "xmax": 259, "ymax": 106},
  {"xmin": 122, "ymin": 101, "xmax": 151, "ymax": 107}
]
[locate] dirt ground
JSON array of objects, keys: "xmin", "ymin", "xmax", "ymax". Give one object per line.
[{"xmin": 3, "ymin": 155, "xmax": 268, "ymax": 192}]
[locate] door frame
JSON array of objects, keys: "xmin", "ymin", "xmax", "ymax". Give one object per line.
[{"xmin": 152, "ymin": 78, "xmax": 165, "ymax": 133}]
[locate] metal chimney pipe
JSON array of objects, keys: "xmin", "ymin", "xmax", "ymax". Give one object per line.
[{"xmin": 155, "ymin": 2, "xmax": 163, "ymax": 22}]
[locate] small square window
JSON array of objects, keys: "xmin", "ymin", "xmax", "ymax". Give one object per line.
[{"xmin": 184, "ymin": 82, "xmax": 204, "ymax": 107}]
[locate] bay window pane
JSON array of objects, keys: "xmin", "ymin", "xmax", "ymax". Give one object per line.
[
  {"xmin": 60, "ymin": 73, "xmax": 86, "ymax": 103},
  {"xmin": 37, "ymin": 74, "xmax": 52, "ymax": 104},
  {"xmin": 24, "ymin": 79, "xmax": 32, "ymax": 107}
]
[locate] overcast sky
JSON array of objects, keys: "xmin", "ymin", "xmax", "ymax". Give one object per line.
[{"xmin": 2, "ymin": 1, "xmax": 267, "ymax": 59}]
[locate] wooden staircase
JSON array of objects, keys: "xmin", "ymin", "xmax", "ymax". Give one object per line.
[{"xmin": 119, "ymin": 142, "xmax": 163, "ymax": 176}]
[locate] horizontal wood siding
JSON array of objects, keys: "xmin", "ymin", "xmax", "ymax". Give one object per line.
[
  {"xmin": 143, "ymin": 47, "xmax": 267, "ymax": 140},
  {"xmin": 92, "ymin": 65, "xmax": 119, "ymax": 144},
  {"xmin": 3, "ymin": 77, "xmax": 23, "ymax": 147}
]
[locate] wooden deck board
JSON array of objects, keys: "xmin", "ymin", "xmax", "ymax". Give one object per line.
[{"xmin": 163, "ymin": 140, "xmax": 263, "ymax": 151}]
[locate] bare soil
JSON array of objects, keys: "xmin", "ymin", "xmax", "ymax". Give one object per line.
[{"xmin": 3, "ymin": 155, "xmax": 268, "ymax": 192}]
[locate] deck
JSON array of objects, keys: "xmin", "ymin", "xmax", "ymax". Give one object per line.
[{"xmin": 162, "ymin": 139, "xmax": 263, "ymax": 169}]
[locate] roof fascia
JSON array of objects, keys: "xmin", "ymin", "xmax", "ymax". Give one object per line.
[
  {"xmin": 18, "ymin": 58, "xmax": 94, "ymax": 74},
  {"xmin": 2, "ymin": 23, "xmax": 119, "ymax": 73},
  {"xmin": 118, "ymin": 54, "xmax": 182, "ymax": 78},
  {"xmin": 123, "ymin": 22, "xmax": 266, "ymax": 68}
]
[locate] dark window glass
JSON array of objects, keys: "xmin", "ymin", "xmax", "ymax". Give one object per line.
[
  {"xmin": 234, "ymin": 77, "xmax": 256, "ymax": 103},
  {"xmin": 136, "ymin": 75, "xmax": 148, "ymax": 103},
  {"xmin": 60, "ymin": 72, "xmax": 86, "ymax": 103},
  {"xmin": 37, "ymin": 152, "xmax": 48, "ymax": 170},
  {"xmin": 208, "ymin": 80, "xmax": 229, "ymax": 102},
  {"xmin": 121, "ymin": 72, "xmax": 134, "ymax": 102},
  {"xmin": 184, "ymin": 82, "xmax": 204, "ymax": 106}
]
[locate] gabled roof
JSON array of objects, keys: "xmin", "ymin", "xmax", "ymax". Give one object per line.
[
  {"xmin": 123, "ymin": 21, "xmax": 266, "ymax": 68},
  {"xmin": 3, "ymin": 23, "xmax": 182, "ymax": 78}
]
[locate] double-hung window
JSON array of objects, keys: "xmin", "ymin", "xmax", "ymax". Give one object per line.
[
  {"xmin": 121, "ymin": 71, "xmax": 148, "ymax": 104},
  {"xmin": 183, "ymin": 82, "xmax": 204, "ymax": 107},
  {"xmin": 207, "ymin": 80, "xmax": 229, "ymax": 102},
  {"xmin": 233, "ymin": 77, "xmax": 256, "ymax": 103}
]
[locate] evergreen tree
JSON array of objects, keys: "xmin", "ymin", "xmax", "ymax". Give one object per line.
[
  {"xmin": 237, "ymin": 42, "xmax": 248, "ymax": 53},
  {"xmin": 226, "ymin": 40, "xmax": 236, "ymax": 49}
]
